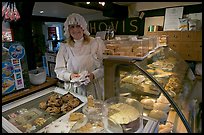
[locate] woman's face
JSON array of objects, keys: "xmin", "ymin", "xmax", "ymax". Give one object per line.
[{"xmin": 68, "ymin": 25, "xmax": 84, "ymax": 40}]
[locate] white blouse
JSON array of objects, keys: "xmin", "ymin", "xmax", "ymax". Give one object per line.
[{"xmin": 54, "ymin": 37, "xmax": 105, "ymax": 82}]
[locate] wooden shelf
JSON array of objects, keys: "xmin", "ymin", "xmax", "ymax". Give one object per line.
[{"xmin": 2, "ymin": 77, "xmax": 58, "ymax": 104}]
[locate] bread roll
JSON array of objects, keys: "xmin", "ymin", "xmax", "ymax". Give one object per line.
[
  {"xmin": 149, "ymin": 110, "xmax": 167, "ymax": 122},
  {"xmin": 157, "ymin": 94, "xmax": 170, "ymax": 104},
  {"xmin": 153, "ymin": 102, "xmax": 170, "ymax": 112},
  {"xmin": 140, "ymin": 98, "xmax": 155, "ymax": 110}
]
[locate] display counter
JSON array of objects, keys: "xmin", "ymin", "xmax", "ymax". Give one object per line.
[
  {"xmin": 103, "ymin": 46, "xmax": 201, "ymax": 133},
  {"xmin": 2, "ymin": 86, "xmax": 87, "ymax": 133}
]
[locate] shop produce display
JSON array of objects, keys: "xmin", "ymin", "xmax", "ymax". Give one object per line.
[{"xmin": 2, "ymin": 91, "xmax": 83, "ymax": 133}]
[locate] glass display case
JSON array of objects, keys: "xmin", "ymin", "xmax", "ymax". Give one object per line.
[
  {"xmin": 2, "ymin": 86, "xmax": 87, "ymax": 133},
  {"xmin": 103, "ymin": 46, "xmax": 200, "ymax": 133}
]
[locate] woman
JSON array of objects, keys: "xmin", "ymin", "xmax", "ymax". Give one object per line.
[{"xmin": 54, "ymin": 13, "xmax": 105, "ymax": 100}]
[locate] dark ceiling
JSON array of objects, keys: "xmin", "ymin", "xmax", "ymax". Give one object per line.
[{"xmin": 62, "ymin": 2, "xmax": 129, "ymax": 18}]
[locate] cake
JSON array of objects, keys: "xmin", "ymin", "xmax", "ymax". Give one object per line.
[{"xmin": 108, "ymin": 103, "xmax": 140, "ymax": 124}]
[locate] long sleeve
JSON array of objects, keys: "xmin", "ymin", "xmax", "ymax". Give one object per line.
[
  {"xmin": 92, "ymin": 38, "xmax": 106, "ymax": 79},
  {"xmin": 54, "ymin": 43, "xmax": 71, "ymax": 81}
]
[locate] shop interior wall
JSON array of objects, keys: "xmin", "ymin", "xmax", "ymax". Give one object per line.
[{"xmin": 140, "ymin": 4, "xmax": 202, "ymax": 35}]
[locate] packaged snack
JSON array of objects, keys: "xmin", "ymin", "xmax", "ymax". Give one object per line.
[
  {"xmin": 188, "ymin": 19, "xmax": 202, "ymax": 31},
  {"xmin": 179, "ymin": 18, "xmax": 189, "ymax": 31}
]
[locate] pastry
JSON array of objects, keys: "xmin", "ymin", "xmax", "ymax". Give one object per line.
[
  {"xmin": 47, "ymin": 97, "xmax": 63, "ymax": 107},
  {"xmin": 153, "ymin": 102, "xmax": 170, "ymax": 112},
  {"xmin": 39, "ymin": 101, "xmax": 47, "ymax": 109},
  {"xmin": 68, "ymin": 98, "xmax": 80, "ymax": 108},
  {"xmin": 158, "ymin": 122, "xmax": 173, "ymax": 133},
  {"xmin": 156, "ymin": 94, "xmax": 170, "ymax": 104},
  {"xmin": 87, "ymin": 95, "xmax": 95, "ymax": 108},
  {"xmin": 73, "ymin": 122, "xmax": 104, "ymax": 133},
  {"xmin": 34, "ymin": 117, "xmax": 46, "ymax": 126},
  {"xmin": 149, "ymin": 110, "xmax": 167, "ymax": 122},
  {"xmin": 140, "ymin": 98, "xmax": 155, "ymax": 110},
  {"xmin": 61, "ymin": 93, "xmax": 74, "ymax": 103},
  {"xmin": 106, "ymin": 44, "xmax": 119, "ymax": 50},
  {"xmin": 121, "ymin": 76, "xmax": 133, "ymax": 84},
  {"xmin": 76, "ymin": 123, "xmax": 93, "ymax": 133},
  {"xmin": 146, "ymin": 69, "xmax": 155, "ymax": 74},
  {"xmin": 48, "ymin": 93, "xmax": 60, "ymax": 101},
  {"xmin": 103, "ymin": 49, "xmax": 114, "ymax": 55},
  {"xmin": 46, "ymin": 106, "xmax": 61, "ymax": 115},
  {"xmin": 69, "ymin": 112, "xmax": 84, "ymax": 121},
  {"xmin": 61, "ymin": 103, "xmax": 73, "ymax": 113}
]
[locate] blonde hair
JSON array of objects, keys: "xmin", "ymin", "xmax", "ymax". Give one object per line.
[{"xmin": 64, "ymin": 34, "xmax": 91, "ymax": 47}]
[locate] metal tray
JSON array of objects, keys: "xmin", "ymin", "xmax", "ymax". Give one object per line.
[{"xmin": 2, "ymin": 86, "xmax": 87, "ymax": 133}]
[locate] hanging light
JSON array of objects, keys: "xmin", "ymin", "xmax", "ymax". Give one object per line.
[
  {"xmin": 99, "ymin": 2, "xmax": 105, "ymax": 6},
  {"xmin": 2, "ymin": 2, "xmax": 21, "ymax": 22}
]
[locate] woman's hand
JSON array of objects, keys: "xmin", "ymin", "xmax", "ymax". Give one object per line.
[
  {"xmin": 70, "ymin": 73, "xmax": 80, "ymax": 80},
  {"xmin": 87, "ymin": 72, "xmax": 95, "ymax": 81}
]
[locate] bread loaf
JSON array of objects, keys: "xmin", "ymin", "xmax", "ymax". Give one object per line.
[{"xmin": 140, "ymin": 98, "xmax": 155, "ymax": 110}]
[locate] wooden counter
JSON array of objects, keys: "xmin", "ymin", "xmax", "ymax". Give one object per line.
[{"xmin": 2, "ymin": 77, "xmax": 58, "ymax": 105}]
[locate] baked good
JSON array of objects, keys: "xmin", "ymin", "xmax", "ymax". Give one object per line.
[
  {"xmin": 61, "ymin": 93, "xmax": 74, "ymax": 103},
  {"xmin": 108, "ymin": 103, "xmax": 140, "ymax": 124},
  {"xmin": 141, "ymin": 83, "xmax": 160, "ymax": 96},
  {"xmin": 87, "ymin": 95, "xmax": 95, "ymax": 108},
  {"xmin": 68, "ymin": 98, "xmax": 80, "ymax": 108},
  {"xmin": 73, "ymin": 122, "xmax": 104, "ymax": 133},
  {"xmin": 69, "ymin": 112, "xmax": 84, "ymax": 121},
  {"xmin": 48, "ymin": 93, "xmax": 60, "ymax": 101},
  {"xmin": 157, "ymin": 94, "xmax": 170, "ymax": 104},
  {"xmin": 153, "ymin": 102, "xmax": 170, "ymax": 112},
  {"xmin": 47, "ymin": 97, "xmax": 63, "ymax": 107},
  {"xmin": 46, "ymin": 106, "xmax": 61, "ymax": 115},
  {"xmin": 140, "ymin": 98, "xmax": 155, "ymax": 110},
  {"xmin": 103, "ymin": 49, "xmax": 114, "ymax": 55},
  {"xmin": 146, "ymin": 69, "xmax": 155, "ymax": 74},
  {"xmin": 61, "ymin": 103, "xmax": 73, "ymax": 113},
  {"xmin": 149, "ymin": 110, "xmax": 167, "ymax": 122},
  {"xmin": 158, "ymin": 122, "xmax": 173, "ymax": 133},
  {"xmin": 115, "ymin": 46, "xmax": 133, "ymax": 53},
  {"xmin": 34, "ymin": 117, "xmax": 46, "ymax": 126},
  {"xmin": 39, "ymin": 101, "xmax": 47, "ymax": 109},
  {"xmin": 106, "ymin": 44, "xmax": 119, "ymax": 51}
]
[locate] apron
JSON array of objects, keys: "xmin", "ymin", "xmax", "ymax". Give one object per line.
[{"xmin": 64, "ymin": 43, "xmax": 104, "ymax": 100}]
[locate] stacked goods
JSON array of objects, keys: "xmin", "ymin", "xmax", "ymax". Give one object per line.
[
  {"xmin": 69, "ymin": 95, "xmax": 105, "ymax": 133},
  {"xmin": 104, "ymin": 38, "xmax": 150, "ymax": 57},
  {"xmin": 39, "ymin": 93, "xmax": 82, "ymax": 115}
]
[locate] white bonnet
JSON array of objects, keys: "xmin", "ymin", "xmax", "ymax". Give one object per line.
[{"xmin": 64, "ymin": 13, "xmax": 90, "ymax": 38}]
